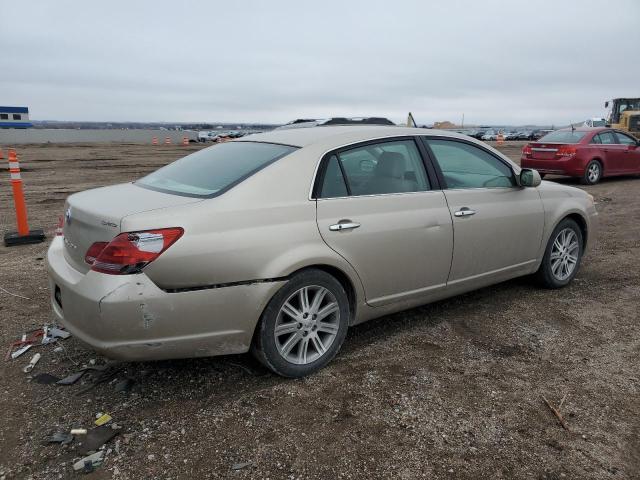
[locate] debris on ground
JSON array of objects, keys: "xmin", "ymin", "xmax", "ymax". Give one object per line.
[
  {"xmin": 9, "ymin": 344, "xmax": 32, "ymax": 360},
  {"xmin": 22, "ymin": 353, "xmax": 41, "ymax": 373},
  {"xmin": 94, "ymin": 413, "xmax": 112, "ymax": 426},
  {"xmin": 70, "ymin": 428, "xmax": 88, "ymax": 436},
  {"xmin": 6, "ymin": 324, "xmax": 71, "ymax": 360},
  {"xmin": 45, "ymin": 432, "xmax": 74, "ymax": 445},
  {"xmin": 77, "ymin": 425, "xmax": 119, "ymax": 455},
  {"xmin": 231, "ymin": 461, "xmax": 254, "ymax": 471},
  {"xmin": 542, "ymin": 394, "xmax": 571, "ymax": 432},
  {"xmin": 57, "ymin": 370, "xmax": 87, "ymax": 385},
  {"xmin": 72, "ymin": 450, "xmax": 105, "ymax": 473},
  {"xmin": 42, "ymin": 325, "xmax": 71, "ymax": 344},
  {"xmin": 31, "ymin": 373, "xmax": 61, "ymax": 384}
]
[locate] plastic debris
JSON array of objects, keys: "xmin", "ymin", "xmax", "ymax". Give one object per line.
[
  {"xmin": 23, "ymin": 353, "xmax": 41, "ymax": 373},
  {"xmin": 77, "ymin": 426, "xmax": 118, "ymax": 455},
  {"xmin": 70, "ymin": 428, "xmax": 88, "ymax": 436},
  {"xmin": 95, "ymin": 414, "xmax": 112, "ymax": 426},
  {"xmin": 57, "ymin": 370, "xmax": 87, "ymax": 385},
  {"xmin": 42, "ymin": 325, "xmax": 71, "ymax": 345},
  {"xmin": 232, "ymin": 461, "xmax": 254, "ymax": 471},
  {"xmin": 10, "ymin": 344, "xmax": 32, "ymax": 359},
  {"xmin": 46, "ymin": 431, "xmax": 74, "ymax": 444},
  {"xmin": 72, "ymin": 451, "xmax": 104, "ymax": 472},
  {"xmin": 32, "ymin": 373, "xmax": 61, "ymax": 384}
]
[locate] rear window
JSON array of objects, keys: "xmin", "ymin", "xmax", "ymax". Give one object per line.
[
  {"xmin": 538, "ymin": 131, "xmax": 587, "ymax": 143},
  {"xmin": 137, "ymin": 142, "xmax": 297, "ymax": 197}
]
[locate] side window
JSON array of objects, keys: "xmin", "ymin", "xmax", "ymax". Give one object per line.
[
  {"xmin": 0, "ymin": 114, "xmax": 8, "ymax": 120},
  {"xmin": 323, "ymin": 140, "xmax": 430, "ymax": 197},
  {"xmin": 591, "ymin": 134, "xmax": 601, "ymax": 144},
  {"xmin": 319, "ymin": 155, "xmax": 348, "ymax": 198},
  {"xmin": 615, "ymin": 132, "xmax": 637, "ymax": 145},
  {"xmin": 426, "ymin": 138, "xmax": 515, "ymax": 189},
  {"xmin": 12, "ymin": 114, "xmax": 21, "ymax": 120},
  {"xmin": 598, "ymin": 131, "xmax": 617, "ymax": 144}
]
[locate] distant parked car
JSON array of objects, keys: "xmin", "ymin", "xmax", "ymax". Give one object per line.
[
  {"xmin": 521, "ymin": 127, "xmax": 640, "ymax": 184},
  {"xmin": 481, "ymin": 130, "xmax": 498, "ymax": 141},
  {"xmin": 583, "ymin": 118, "xmax": 607, "ymax": 128}
]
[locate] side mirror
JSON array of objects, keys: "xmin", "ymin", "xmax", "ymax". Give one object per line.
[{"xmin": 520, "ymin": 168, "xmax": 542, "ymax": 187}]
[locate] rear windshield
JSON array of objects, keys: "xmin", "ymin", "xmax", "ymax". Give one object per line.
[
  {"xmin": 538, "ymin": 131, "xmax": 587, "ymax": 143},
  {"xmin": 136, "ymin": 142, "xmax": 297, "ymax": 197}
]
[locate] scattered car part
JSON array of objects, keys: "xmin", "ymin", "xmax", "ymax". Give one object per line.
[
  {"xmin": 77, "ymin": 425, "xmax": 118, "ymax": 455},
  {"xmin": 72, "ymin": 451, "xmax": 104, "ymax": 472},
  {"xmin": 95, "ymin": 413, "xmax": 112, "ymax": 426},
  {"xmin": 46, "ymin": 431, "xmax": 74, "ymax": 444},
  {"xmin": 23, "ymin": 353, "xmax": 41, "ymax": 373}
]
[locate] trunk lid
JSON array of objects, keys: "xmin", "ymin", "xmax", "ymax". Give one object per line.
[
  {"xmin": 62, "ymin": 183, "xmax": 201, "ymax": 273},
  {"xmin": 528, "ymin": 142, "xmax": 563, "ymax": 160}
]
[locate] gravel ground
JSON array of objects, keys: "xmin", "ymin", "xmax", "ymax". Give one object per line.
[{"xmin": 0, "ymin": 141, "xmax": 638, "ymax": 479}]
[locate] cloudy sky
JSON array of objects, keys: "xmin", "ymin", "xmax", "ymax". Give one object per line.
[{"xmin": 1, "ymin": 0, "xmax": 639, "ymax": 125}]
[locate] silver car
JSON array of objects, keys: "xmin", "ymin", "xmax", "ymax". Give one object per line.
[{"xmin": 47, "ymin": 126, "xmax": 597, "ymax": 377}]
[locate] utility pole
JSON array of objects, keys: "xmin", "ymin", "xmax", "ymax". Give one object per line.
[{"xmin": 461, "ymin": 113, "xmax": 465, "ymax": 128}]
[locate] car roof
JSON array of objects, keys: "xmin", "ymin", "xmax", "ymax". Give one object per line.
[{"xmin": 237, "ymin": 125, "xmax": 471, "ymax": 148}]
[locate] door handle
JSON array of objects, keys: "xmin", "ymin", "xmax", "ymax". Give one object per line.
[
  {"xmin": 329, "ymin": 222, "xmax": 361, "ymax": 231},
  {"xmin": 454, "ymin": 207, "xmax": 476, "ymax": 217}
]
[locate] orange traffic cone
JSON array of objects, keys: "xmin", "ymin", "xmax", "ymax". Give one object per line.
[
  {"xmin": 164, "ymin": 137, "xmax": 172, "ymax": 145},
  {"xmin": 182, "ymin": 136, "xmax": 189, "ymax": 146},
  {"xmin": 3, "ymin": 148, "xmax": 45, "ymax": 246},
  {"xmin": 152, "ymin": 137, "xmax": 158, "ymax": 145}
]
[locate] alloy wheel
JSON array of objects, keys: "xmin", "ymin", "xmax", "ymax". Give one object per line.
[
  {"xmin": 587, "ymin": 163, "xmax": 600, "ymax": 183},
  {"xmin": 274, "ymin": 285, "xmax": 340, "ymax": 365},
  {"xmin": 550, "ymin": 228, "xmax": 580, "ymax": 281}
]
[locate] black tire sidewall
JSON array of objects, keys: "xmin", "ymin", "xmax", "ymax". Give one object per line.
[
  {"xmin": 538, "ymin": 218, "xmax": 584, "ymax": 288},
  {"xmin": 252, "ymin": 269, "xmax": 350, "ymax": 378}
]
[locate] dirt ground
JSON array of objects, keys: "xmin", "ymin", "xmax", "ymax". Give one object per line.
[{"xmin": 0, "ymin": 141, "xmax": 638, "ymax": 479}]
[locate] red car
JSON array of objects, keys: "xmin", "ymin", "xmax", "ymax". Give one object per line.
[{"xmin": 521, "ymin": 127, "xmax": 640, "ymax": 184}]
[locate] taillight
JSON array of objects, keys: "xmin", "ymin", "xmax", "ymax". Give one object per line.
[
  {"xmin": 86, "ymin": 227, "xmax": 183, "ymax": 275},
  {"xmin": 85, "ymin": 242, "xmax": 109, "ymax": 264},
  {"xmin": 522, "ymin": 145, "xmax": 532, "ymax": 157},
  {"xmin": 556, "ymin": 145, "xmax": 577, "ymax": 157}
]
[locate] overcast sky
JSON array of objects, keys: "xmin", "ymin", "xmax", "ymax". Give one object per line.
[{"xmin": 1, "ymin": 0, "xmax": 639, "ymax": 125}]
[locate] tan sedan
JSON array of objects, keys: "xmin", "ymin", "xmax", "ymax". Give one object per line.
[{"xmin": 47, "ymin": 126, "xmax": 597, "ymax": 377}]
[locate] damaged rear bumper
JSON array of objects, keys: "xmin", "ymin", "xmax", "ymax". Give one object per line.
[{"xmin": 46, "ymin": 237, "xmax": 285, "ymax": 361}]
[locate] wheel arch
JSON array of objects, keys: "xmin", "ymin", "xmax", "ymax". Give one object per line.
[{"xmin": 285, "ymin": 264, "xmax": 358, "ymax": 325}]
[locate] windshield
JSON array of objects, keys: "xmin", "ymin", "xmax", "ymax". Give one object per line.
[
  {"xmin": 137, "ymin": 142, "xmax": 297, "ymax": 197},
  {"xmin": 538, "ymin": 130, "xmax": 587, "ymax": 143}
]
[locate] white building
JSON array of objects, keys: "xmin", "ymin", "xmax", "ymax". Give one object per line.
[{"xmin": 0, "ymin": 106, "xmax": 32, "ymax": 128}]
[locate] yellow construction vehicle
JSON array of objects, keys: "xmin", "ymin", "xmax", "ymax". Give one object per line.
[{"xmin": 605, "ymin": 98, "xmax": 640, "ymax": 138}]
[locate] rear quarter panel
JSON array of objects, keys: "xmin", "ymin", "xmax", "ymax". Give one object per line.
[{"xmin": 122, "ymin": 147, "xmax": 366, "ymax": 303}]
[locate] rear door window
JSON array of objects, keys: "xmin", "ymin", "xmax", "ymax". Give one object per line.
[
  {"xmin": 426, "ymin": 138, "xmax": 515, "ymax": 189},
  {"xmin": 319, "ymin": 139, "xmax": 430, "ymax": 197},
  {"xmin": 137, "ymin": 142, "xmax": 297, "ymax": 197},
  {"xmin": 597, "ymin": 132, "xmax": 617, "ymax": 144}
]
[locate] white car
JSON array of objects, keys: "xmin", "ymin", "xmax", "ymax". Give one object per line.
[{"xmin": 583, "ymin": 118, "xmax": 607, "ymax": 128}]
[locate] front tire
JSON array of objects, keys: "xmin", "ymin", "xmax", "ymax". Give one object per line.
[
  {"xmin": 251, "ymin": 269, "xmax": 350, "ymax": 377},
  {"xmin": 535, "ymin": 218, "xmax": 583, "ymax": 289},
  {"xmin": 581, "ymin": 160, "xmax": 602, "ymax": 185}
]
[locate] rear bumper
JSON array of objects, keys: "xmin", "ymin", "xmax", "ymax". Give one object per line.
[
  {"xmin": 521, "ymin": 157, "xmax": 584, "ymax": 177},
  {"xmin": 46, "ymin": 237, "xmax": 285, "ymax": 361}
]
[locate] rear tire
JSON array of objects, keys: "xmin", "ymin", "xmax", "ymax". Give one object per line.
[
  {"xmin": 535, "ymin": 218, "xmax": 583, "ymax": 289},
  {"xmin": 251, "ymin": 269, "xmax": 350, "ymax": 378},
  {"xmin": 581, "ymin": 160, "xmax": 602, "ymax": 185}
]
